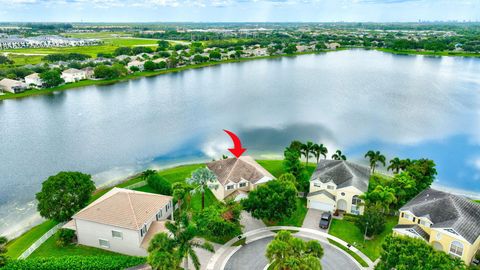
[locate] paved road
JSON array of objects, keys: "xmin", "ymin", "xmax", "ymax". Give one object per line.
[{"xmin": 224, "ymin": 236, "xmax": 361, "ymax": 270}]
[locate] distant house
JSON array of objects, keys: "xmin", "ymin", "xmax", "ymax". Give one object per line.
[
  {"xmin": 25, "ymin": 73, "xmax": 43, "ymax": 88},
  {"xmin": 393, "ymin": 188, "xmax": 480, "ymax": 264},
  {"xmin": 206, "ymin": 156, "xmax": 275, "ymax": 201},
  {"xmin": 82, "ymin": 67, "xmax": 95, "ymax": 79},
  {"xmin": 0, "ymin": 78, "xmax": 27, "ymax": 93},
  {"xmin": 127, "ymin": 60, "xmax": 145, "ymax": 71},
  {"xmin": 61, "ymin": 68, "xmax": 86, "ymax": 83},
  {"xmin": 307, "ymin": 160, "xmax": 370, "ymax": 215},
  {"xmin": 326, "ymin": 43, "xmax": 341, "ymax": 50},
  {"xmin": 64, "ymin": 188, "xmax": 173, "ymax": 256},
  {"xmin": 115, "ymin": 55, "xmax": 130, "ymax": 61}
]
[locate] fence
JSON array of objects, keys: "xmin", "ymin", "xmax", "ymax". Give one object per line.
[
  {"xmin": 18, "ymin": 222, "xmax": 66, "ymax": 259},
  {"xmin": 124, "ymin": 180, "xmax": 147, "ymax": 190}
]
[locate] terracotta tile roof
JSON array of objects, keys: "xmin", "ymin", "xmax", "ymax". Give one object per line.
[
  {"xmin": 206, "ymin": 156, "xmax": 274, "ymax": 186},
  {"xmin": 73, "ymin": 188, "xmax": 172, "ymax": 230}
]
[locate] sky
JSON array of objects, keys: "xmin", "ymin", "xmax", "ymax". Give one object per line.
[{"xmin": 0, "ymin": 0, "xmax": 479, "ymax": 22}]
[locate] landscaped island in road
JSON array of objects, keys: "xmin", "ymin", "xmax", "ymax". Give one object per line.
[{"xmin": 2, "ymin": 141, "xmax": 478, "ymax": 270}]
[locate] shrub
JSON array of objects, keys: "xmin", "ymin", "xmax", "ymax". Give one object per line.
[
  {"xmin": 2, "ymin": 256, "xmax": 145, "ymax": 270},
  {"xmin": 147, "ymin": 175, "xmax": 172, "ymax": 195},
  {"xmin": 193, "ymin": 204, "xmax": 242, "ymax": 243},
  {"xmin": 56, "ymin": 229, "xmax": 76, "ymax": 247}
]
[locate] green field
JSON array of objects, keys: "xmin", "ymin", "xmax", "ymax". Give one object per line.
[
  {"xmin": 5, "ymin": 220, "xmax": 59, "ymax": 259},
  {"xmin": 328, "ymin": 216, "xmax": 397, "ymax": 260}
]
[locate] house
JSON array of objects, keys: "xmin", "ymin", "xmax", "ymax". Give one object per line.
[
  {"xmin": 127, "ymin": 60, "xmax": 145, "ymax": 71},
  {"xmin": 61, "ymin": 68, "xmax": 86, "ymax": 83},
  {"xmin": 307, "ymin": 160, "xmax": 370, "ymax": 215},
  {"xmin": 326, "ymin": 43, "xmax": 341, "ymax": 50},
  {"xmin": 64, "ymin": 187, "xmax": 173, "ymax": 256},
  {"xmin": 206, "ymin": 156, "xmax": 275, "ymax": 201},
  {"xmin": 393, "ymin": 188, "xmax": 480, "ymax": 264},
  {"xmin": 0, "ymin": 78, "xmax": 27, "ymax": 93},
  {"xmin": 82, "ymin": 67, "xmax": 95, "ymax": 79},
  {"xmin": 25, "ymin": 73, "xmax": 43, "ymax": 87}
]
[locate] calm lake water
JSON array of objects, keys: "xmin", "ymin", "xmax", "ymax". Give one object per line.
[{"xmin": 1, "ymin": 49, "xmax": 480, "ymax": 237}]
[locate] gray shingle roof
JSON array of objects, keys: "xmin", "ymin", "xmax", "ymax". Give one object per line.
[
  {"xmin": 307, "ymin": 190, "xmax": 336, "ymax": 201},
  {"xmin": 400, "ymin": 188, "xmax": 480, "ymax": 244},
  {"xmin": 310, "ymin": 160, "xmax": 370, "ymax": 192},
  {"xmin": 394, "ymin": 224, "xmax": 430, "ymax": 241}
]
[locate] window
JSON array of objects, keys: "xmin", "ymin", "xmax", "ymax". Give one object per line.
[
  {"xmin": 351, "ymin": 206, "xmax": 360, "ymax": 215},
  {"xmin": 226, "ymin": 184, "xmax": 235, "ymax": 190},
  {"xmin": 412, "ymin": 217, "xmax": 416, "ymax": 222},
  {"xmin": 327, "ymin": 185, "xmax": 334, "ymax": 190},
  {"xmin": 401, "ymin": 212, "xmax": 404, "ymax": 218},
  {"xmin": 99, "ymin": 239, "xmax": 110, "ymax": 248},
  {"xmin": 314, "ymin": 182, "xmax": 321, "ymax": 187},
  {"xmin": 112, "ymin": 230, "xmax": 123, "ymax": 239},
  {"xmin": 445, "ymin": 228, "xmax": 459, "ymax": 235},
  {"xmin": 239, "ymin": 182, "xmax": 247, "ymax": 188},
  {"xmin": 403, "ymin": 213, "xmax": 412, "ymax": 220},
  {"xmin": 420, "ymin": 220, "xmax": 430, "ymax": 227},
  {"xmin": 140, "ymin": 224, "xmax": 147, "ymax": 237},
  {"xmin": 351, "ymin": 195, "xmax": 361, "ymax": 205},
  {"xmin": 449, "ymin": 241, "xmax": 463, "ymax": 257},
  {"xmin": 156, "ymin": 210, "xmax": 163, "ymax": 221},
  {"xmin": 341, "ymin": 192, "xmax": 345, "ymax": 196}
]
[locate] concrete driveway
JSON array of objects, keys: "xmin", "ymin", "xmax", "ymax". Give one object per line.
[
  {"xmin": 240, "ymin": 211, "xmax": 265, "ymax": 232},
  {"xmin": 302, "ymin": 208, "xmax": 329, "ymax": 233},
  {"xmin": 224, "ymin": 236, "xmax": 361, "ymax": 270}
]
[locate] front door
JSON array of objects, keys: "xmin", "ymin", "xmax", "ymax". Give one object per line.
[{"xmin": 337, "ymin": 199, "xmax": 347, "ymax": 211}]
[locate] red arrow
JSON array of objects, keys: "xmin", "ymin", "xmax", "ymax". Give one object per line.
[{"xmin": 223, "ymin": 129, "xmax": 246, "ymax": 158}]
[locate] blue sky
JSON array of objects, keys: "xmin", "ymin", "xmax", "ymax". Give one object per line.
[{"xmin": 0, "ymin": 0, "xmax": 479, "ymax": 22}]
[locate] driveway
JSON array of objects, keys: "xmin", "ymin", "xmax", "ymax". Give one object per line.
[
  {"xmin": 224, "ymin": 236, "xmax": 361, "ymax": 270},
  {"xmin": 240, "ymin": 211, "xmax": 265, "ymax": 232},
  {"xmin": 302, "ymin": 208, "xmax": 329, "ymax": 233}
]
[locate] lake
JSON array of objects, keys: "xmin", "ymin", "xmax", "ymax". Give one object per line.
[{"xmin": 1, "ymin": 49, "xmax": 480, "ymax": 237}]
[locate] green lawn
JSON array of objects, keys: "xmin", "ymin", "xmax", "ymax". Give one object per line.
[
  {"xmin": 5, "ymin": 220, "xmax": 59, "ymax": 259},
  {"xmin": 257, "ymin": 160, "xmax": 316, "ymax": 178},
  {"xmin": 328, "ymin": 216, "xmax": 397, "ymax": 260},
  {"xmin": 5, "ymin": 54, "xmax": 45, "ymax": 65},
  {"xmin": 158, "ymin": 164, "xmax": 205, "ymax": 184},
  {"xmin": 30, "ymin": 231, "xmax": 124, "ymax": 258},
  {"xmin": 327, "ymin": 239, "xmax": 369, "ymax": 267}
]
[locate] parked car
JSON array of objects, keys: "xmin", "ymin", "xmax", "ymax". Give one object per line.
[{"xmin": 319, "ymin": 212, "xmax": 332, "ymax": 229}]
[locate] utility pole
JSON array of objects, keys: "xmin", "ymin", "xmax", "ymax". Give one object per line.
[{"xmin": 364, "ymin": 221, "xmax": 369, "ymax": 244}]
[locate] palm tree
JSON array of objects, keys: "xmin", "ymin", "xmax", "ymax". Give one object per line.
[
  {"xmin": 366, "ymin": 185, "xmax": 397, "ymax": 213},
  {"xmin": 266, "ymin": 230, "xmax": 323, "ymax": 270},
  {"xmin": 312, "ymin": 143, "xmax": 328, "ymax": 164},
  {"xmin": 172, "ymin": 182, "xmax": 193, "ymax": 215},
  {"xmin": 186, "ymin": 167, "xmax": 218, "ymax": 210},
  {"xmin": 399, "ymin": 158, "xmax": 413, "ymax": 171},
  {"xmin": 332, "ymin": 150, "xmax": 347, "ymax": 160},
  {"xmin": 148, "ymin": 233, "xmax": 181, "ymax": 270},
  {"xmin": 168, "ymin": 215, "xmax": 214, "ymax": 270},
  {"xmin": 301, "ymin": 141, "xmax": 315, "ymax": 166},
  {"xmin": 364, "ymin": 150, "xmax": 386, "ymax": 173},
  {"xmin": 387, "ymin": 157, "xmax": 402, "ymax": 174},
  {"xmin": 141, "ymin": 169, "xmax": 156, "ymax": 180}
]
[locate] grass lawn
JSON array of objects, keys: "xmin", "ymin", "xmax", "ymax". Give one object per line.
[
  {"xmin": 327, "ymin": 239, "xmax": 369, "ymax": 267},
  {"xmin": 158, "ymin": 164, "xmax": 205, "ymax": 184},
  {"xmin": 5, "ymin": 54, "xmax": 45, "ymax": 65},
  {"xmin": 5, "ymin": 220, "xmax": 59, "ymax": 259},
  {"xmin": 265, "ymin": 198, "xmax": 308, "ymax": 227},
  {"xmin": 328, "ymin": 216, "xmax": 397, "ymax": 260},
  {"xmin": 30, "ymin": 231, "xmax": 125, "ymax": 258}
]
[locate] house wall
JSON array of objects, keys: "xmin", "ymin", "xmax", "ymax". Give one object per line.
[
  {"xmin": 75, "ymin": 219, "xmax": 147, "ymax": 256},
  {"xmin": 336, "ymin": 186, "xmax": 364, "ymax": 215},
  {"xmin": 307, "ymin": 193, "xmax": 336, "ymax": 209},
  {"xmin": 209, "ymin": 179, "xmax": 225, "ymax": 201},
  {"xmin": 398, "ymin": 211, "xmax": 479, "ymax": 264}
]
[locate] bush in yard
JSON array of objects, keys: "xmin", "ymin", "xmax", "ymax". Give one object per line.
[
  {"xmin": 193, "ymin": 203, "xmax": 242, "ymax": 242},
  {"xmin": 56, "ymin": 229, "xmax": 76, "ymax": 247},
  {"xmin": 147, "ymin": 174, "xmax": 172, "ymax": 195},
  {"xmin": 355, "ymin": 204, "xmax": 386, "ymax": 237},
  {"xmin": 40, "ymin": 70, "xmax": 64, "ymax": 88},
  {"xmin": 36, "ymin": 171, "xmax": 95, "ymax": 222},
  {"xmin": 241, "ymin": 178, "xmax": 297, "ymax": 223},
  {"xmin": 376, "ymin": 235, "xmax": 466, "ymax": 270},
  {"xmin": 2, "ymin": 256, "xmax": 145, "ymax": 270}
]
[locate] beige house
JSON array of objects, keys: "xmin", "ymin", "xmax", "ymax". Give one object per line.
[
  {"xmin": 394, "ymin": 188, "xmax": 480, "ymax": 264},
  {"xmin": 64, "ymin": 188, "xmax": 173, "ymax": 256},
  {"xmin": 206, "ymin": 156, "xmax": 275, "ymax": 201},
  {"xmin": 61, "ymin": 68, "xmax": 86, "ymax": 83},
  {"xmin": 307, "ymin": 160, "xmax": 370, "ymax": 215},
  {"xmin": 0, "ymin": 78, "xmax": 27, "ymax": 93},
  {"xmin": 25, "ymin": 73, "xmax": 43, "ymax": 88}
]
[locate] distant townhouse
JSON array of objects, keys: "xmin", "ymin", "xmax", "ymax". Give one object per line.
[
  {"xmin": 82, "ymin": 67, "xmax": 95, "ymax": 79},
  {"xmin": 394, "ymin": 188, "xmax": 480, "ymax": 264},
  {"xmin": 127, "ymin": 60, "xmax": 145, "ymax": 71},
  {"xmin": 64, "ymin": 188, "xmax": 174, "ymax": 256},
  {"xmin": 206, "ymin": 156, "xmax": 275, "ymax": 201},
  {"xmin": 24, "ymin": 73, "xmax": 43, "ymax": 88},
  {"xmin": 0, "ymin": 78, "xmax": 27, "ymax": 93},
  {"xmin": 307, "ymin": 160, "xmax": 370, "ymax": 215},
  {"xmin": 326, "ymin": 43, "xmax": 341, "ymax": 50},
  {"xmin": 61, "ymin": 68, "xmax": 86, "ymax": 83}
]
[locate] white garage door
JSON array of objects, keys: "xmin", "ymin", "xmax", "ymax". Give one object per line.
[{"xmin": 309, "ymin": 200, "xmax": 334, "ymax": 212}]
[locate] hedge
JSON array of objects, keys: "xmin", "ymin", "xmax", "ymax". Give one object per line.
[{"xmin": 3, "ymin": 255, "xmax": 146, "ymax": 270}]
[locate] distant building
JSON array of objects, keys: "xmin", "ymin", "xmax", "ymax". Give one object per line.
[
  {"xmin": 64, "ymin": 188, "xmax": 174, "ymax": 256},
  {"xmin": 0, "ymin": 35, "xmax": 100, "ymax": 50},
  {"xmin": 25, "ymin": 73, "xmax": 43, "ymax": 88},
  {"xmin": 0, "ymin": 78, "xmax": 27, "ymax": 93},
  {"xmin": 127, "ymin": 60, "xmax": 145, "ymax": 71},
  {"xmin": 61, "ymin": 68, "xmax": 86, "ymax": 83},
  {"xmin": 326, "ymin": 43, "xmax": 341, "ymax": 50},
  {"xmin": 82, "ymin": 67, "xmax": 95, "ymax": 79}
]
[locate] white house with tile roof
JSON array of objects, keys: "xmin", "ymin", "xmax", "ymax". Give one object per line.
[
  {"xmin": 206, "ymin": 156, "xmax": 275, "ymax": 202},
  {"xmin": 64, "ymin": 187, "xmax": 173, "ymax": 256}
]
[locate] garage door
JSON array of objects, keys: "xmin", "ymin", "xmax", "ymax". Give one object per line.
[{"xmin": 309, "ymin": 200, "xmax": 334, "ymax": 212}]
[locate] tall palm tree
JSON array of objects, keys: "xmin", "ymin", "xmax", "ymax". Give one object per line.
[
  {"xmin": 148, "ymin": 233, "xmax": 181, "ymax": 270},
  {"xmin": 332, "ymin": 150, "xmax": 347, "ymax": 160},
  {"xmin": 186, "ymin": 167, "xmax": 218, "ymax": 210},
  {"xmin": 301, "ymin": 141, "xmax": 315, "ymax": 166},
  {"xmin": 367, "ymin": 185, "xmax": 397, "ymax": 213},
  {"xmin": 387, "ymin": 157, "xmax": 402, "ymax": 174},
  {"xmin": 364, "ymin": 150, "xmax": 386, "ymax": 173},
  {"xmin": 312, "ymin": 143, "xmax": 328, "ymax": 164},
  {"xmin": 172, "ymin": 182, "xmax": 193, "ymax": 216},
  {"xmin": 141, "ymin": 169, "xmax": 156, "ymax": 180},
  {"xmin": 399, "ymin": 158, "xmax": 413, "ymax": 171},
  {"xmin": 167, "ymin": 215, "xmax": 214, "ymax": 270}
]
